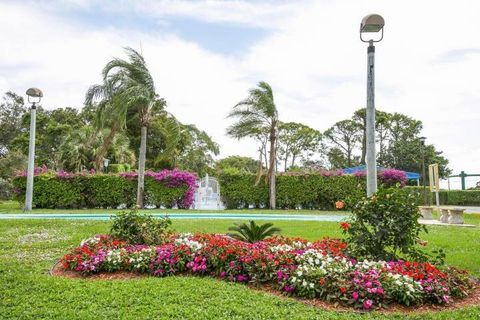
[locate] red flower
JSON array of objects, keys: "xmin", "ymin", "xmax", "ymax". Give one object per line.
[
  {"xmin": 340, "ymin": 287, "xmax": 347, "ymax": 294},
  {"xmin": 340, "ymin": 222, "xmax": 350, "ymax": 231}
]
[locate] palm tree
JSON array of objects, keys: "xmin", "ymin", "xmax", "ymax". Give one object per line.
[
  {"xmin": 92, "ymin": 47, "xmax": 157, "ymax": 208},
  {"xmin": 227, "ymin": 220, "xmax": 281, "ymax": 243},
  {"xmin": 85, "ymin": 77, "xmax": 125, "ymax": 171},
  {"xmin": 227, "ymin": 81, "xmax": 279, "ymax": 209}
]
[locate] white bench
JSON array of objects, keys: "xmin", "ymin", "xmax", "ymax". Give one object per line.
[
  {"xmin": 447, "ymin": 208, "xmax": 465, "ymax": 224},
  {"xmin": 418, "ymin": 206, "xmax": 433, "ymax": 220}
]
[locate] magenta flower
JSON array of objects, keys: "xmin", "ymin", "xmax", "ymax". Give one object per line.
[
  {"xmin": 352, "ymin": 292, "xmax": 359, "ymax": 300},
  {"xmin": 363, "ymin": 299, "xmax": 373, "ymax": 310}
]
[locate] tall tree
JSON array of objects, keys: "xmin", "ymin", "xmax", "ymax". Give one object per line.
[
  {"xmin": 324, "ymin": 119, "xmax": 361, "ymax": 167},
  {"xmin": 0, "ymin": 92, "xmax": 27, "ymax": 157},
  {"xmin": 278, "ymin": 122, "xmax": 322, "ymax": 171},
  {"xmin": 97, "ymin": 47, "xmax": 158, "ymax": 208},
  {"xmin": 227, "ymin": 81, "xmax": 279, "ymax": 209},
  {"xmin": 215, "ymin": 156, "xmax": 261, "ymax": 174}
]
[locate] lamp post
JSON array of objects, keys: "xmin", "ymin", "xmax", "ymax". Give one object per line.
[
  {"xmin": 419, "ymin": 136, "xmax": 428, "ymax": 206},
  {"xmin": 360, "ymin": 14, "xmax": 385, "ymax": 197},
  {"xmin": 103, "ymin": 158, "xmax": 110, "ymax": 173},
  {"xmin": 24, "ymin": 88, "xmax": 43, "ymax": 211}
]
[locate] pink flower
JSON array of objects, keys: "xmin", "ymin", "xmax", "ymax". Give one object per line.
[
  {"xmin": 363, "ymin": 299, "xmax": 373, "ymax": 310},
  {"xmin": 284, "ymin": 285, "xmax": 295, "ymax": 293},
  {"xmin": 442, "ymin": 295, "xmax": 450, "ymax": 303},
  {"xmin": 365, "ymin": 281, "xmax": 372, "ymax": 288},
  {"xmin": 352, "ymin": 292, "xmax": 359, "ymax": 300}
]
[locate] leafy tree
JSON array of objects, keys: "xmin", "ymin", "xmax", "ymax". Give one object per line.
[
  {"xmin": 59, "ymin": 126, "xmax": 98, "ymax": 172},
  {"xmin": 278, "ymin": 122, "xmax": 322, "ymax": 171},
  {"xmin": 0, "ymin": 92, "xmax": 27, "ymax": 157},
  {"xmin": 324, "ymin": 119, "xmax": 361, "ymax": 168},
  {"xmin": 0, "ymin": 151, "xmax": 26, "ymax": 180},
  {"xmin": 227, "ymin": 81, "xmax": 279, "ymax": 209},
  {"xmin": 172, "ymin": 124, "xmax": 219, "ymax": 177},
  {"xmin": 215, "ymin": 156, "xmax": 261, "ymax": 174},
  {"xmin": 227, "ymin": 220, "xmax": 281, "ymax": 243},
  {"xmin": 11, "ymin": 107, "xmax": 84, "ymax": 169}
]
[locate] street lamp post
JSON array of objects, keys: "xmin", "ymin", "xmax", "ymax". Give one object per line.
[
  {"xmin": 103, "ymin": 158, "xmax": 110, "ymax": 173},
  {"xmin": 419, "ymin": 137, "xmax": 428, "ymax": 206},
  {"xmin": 24, "ymin": 88, "xmax": 43, "ymax": 211},
  {"xmin": 360, "ymin": 14, "xmax": 385, "ymax": 197}
]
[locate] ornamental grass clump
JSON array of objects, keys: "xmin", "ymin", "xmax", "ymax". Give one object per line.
[{"xmin": 60, "ymin": 232, "xmax": 475, "ymax": 311}]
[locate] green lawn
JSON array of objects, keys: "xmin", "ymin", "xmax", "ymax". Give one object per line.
[{"xmin": 1, "ymin": 217, "xmax": 479, "ymax": 319}]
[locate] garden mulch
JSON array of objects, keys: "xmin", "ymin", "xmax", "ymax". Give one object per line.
[{"xmin": 50, "ymin": 262, "xmax": 480, "ymax": 315}]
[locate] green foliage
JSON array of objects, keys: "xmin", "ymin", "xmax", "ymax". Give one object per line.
[
  {"xmin": 110, "ymin": 210, "xmax": 171, "ymax": 245},
  {"xmin": 438, "ymin": 190, "xmax": 480, "ymax": 206},
  {"xmin": 0, "ymin": 91, "xmax": 26, "ymax": 157},
  {"xmin": 227, "ymin": 220, "xmax": 281, "ymax": 243},
  {"xmin": 0, "ymin": 178, "xmax": 14, "ymax": 200},
  {"xmin": 108, "ymin": 164, "xmax": 127, "ymax": 173},
  {"xmin": 11, "ymin": 174, "xmax": 189, "ymax": 209},
  {"xmin": 343, "ymin": 187, "xmax": 427, "ymax": 261},
  {"xmin": 278, "ymin": 122, "xmax": 322, "ymax": 171},
  {"xmin": 215, "ymin": 155, "xmax": 260, "ymax": 174},
  {"xmin": 144, "ymin": 176, "xmax": 187, "ymax": 209},
  {"xmin": 218, "ymin": 172, "xmax": 365, "ymax": 210}
]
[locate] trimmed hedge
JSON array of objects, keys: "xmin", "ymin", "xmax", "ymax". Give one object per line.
[
  {"xmin": 405, "ymin": 187, "xmax": 480, "ymax": 206},
  {"xmin": 438, "ymin": 190, "xmax": 480, "ymax": 206},
  {"xmin": 218, "ymin": 172, "xmax": 366, "ymax": 210},
  {"xmin": 12, "ymin": 173, "xmax": 190, "ymax": 209}
]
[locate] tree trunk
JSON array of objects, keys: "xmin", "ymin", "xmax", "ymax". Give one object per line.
[
  {"xmin": 94, "ymin": 123, "xmax": 118, "ymax": 171},
  {"xmin": 268, "ymin": 126, "xmax": 277, "ymax": 209},
  {"xmin": 136, "ymin": 126, "xmax": 147, "ymax": 208},
  {"xmin": 284, "ymin": 155, "xmax": 288, "ymax": 172}
]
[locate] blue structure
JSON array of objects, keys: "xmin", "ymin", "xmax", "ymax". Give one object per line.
[{"xmin": 342, "ymin": 165, "xmax": 420, "ymax": 184}]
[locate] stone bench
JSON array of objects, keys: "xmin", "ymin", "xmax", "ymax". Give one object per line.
[
  {"xmin": 438, "ymin": 207, "xmax": 450, "ymax": 223},
  {"xmin": 418, "ymin": 206, "xmax": 433, "ymax": 220},
  {"xmin": 447, "ymin": 207, "xmax": 465, "ymax": 224}
]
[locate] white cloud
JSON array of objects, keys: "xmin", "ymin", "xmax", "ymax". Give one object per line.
[{"xmin": 1, "ymin": 0, "xmax": 479, "ymax": 186}]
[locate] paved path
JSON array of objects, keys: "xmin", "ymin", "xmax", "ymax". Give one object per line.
[{"xmin": 0, "ymin": 213, "xmax": 347, "ymax": 222}]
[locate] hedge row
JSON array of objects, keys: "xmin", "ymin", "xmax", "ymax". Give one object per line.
[
  {"xmin": 12, "ymin": 174, "xmax": 188, "ymax": 209},
  {"xmin": 218, "ymin": 173, "xmax": 366, "ymax": 210}
]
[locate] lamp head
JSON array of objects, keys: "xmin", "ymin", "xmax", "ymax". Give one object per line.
[
  {"xmin": 419, "ymin": 136, "xmax": 426, "ymax": 145},
  {"xmin": 26, "ymin": 88, "xmax": 43, "ymax": 105},
  {"xmin": 360, "ymin": 14, "xmax": 385, "ymax": 42}
]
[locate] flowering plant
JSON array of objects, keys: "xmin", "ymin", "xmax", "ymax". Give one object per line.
[{"xmin": 60, "ymin": 233, "xmax": 474, "ymax": 311}]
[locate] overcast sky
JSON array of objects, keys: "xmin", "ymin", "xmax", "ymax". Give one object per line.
[{"xmin": 1, "ymin": 0, "xmax": 479, "ymax": 186}]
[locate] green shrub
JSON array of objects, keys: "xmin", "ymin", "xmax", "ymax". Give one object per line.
[
  {"xmin": 144, "ymin": 176, "xmax": 187, "ymax": 209},
  {"xmin": 0, "ymin": 178, "xmax": 14, "ymax": 200},
  {"xmin": 218, "ymin": 172, "xmax": 365, "ymax": 210},
  {"xmin": 108, "ymin": 164, "xmax": 127, "ymax": 173},
  {"xmin": 342, "ymin": 187, "xmax": 426, "ymax": 261},
  {"xmin": 12, "ymin": 173, "xmax": 192, "ymax": 209},
  {"xmin": 404, "ymin": 187, "xmax": 480, "ymax": 206},
  {"xmin": 110, "ymin": 210, "xmax": 172, "ymax": 245}
]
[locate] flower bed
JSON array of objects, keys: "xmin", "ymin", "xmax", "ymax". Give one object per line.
[{"xmin": 60, "ymin": 233, "xmax": 475, "ymax": 310}]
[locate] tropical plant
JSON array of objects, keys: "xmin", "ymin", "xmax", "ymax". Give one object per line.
[
  {"xmin": 91, "ymin": 47, "xmax": 160, "ymax": 208},
  {"xmin": 227, "ymin": 220, "xmax": 281, "ymax": 243},
  {"xmin": 227, "ymin": 81, "xmax": 279, "ymax": 208},
  {"xmin": 110, "ymin": 209, "xmax": 172, "ymax": 245}
]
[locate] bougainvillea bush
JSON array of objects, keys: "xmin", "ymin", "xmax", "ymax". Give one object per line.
[
  {"xmin": 60, "ymin": 232, "xmax": 474, "ymax": 311},
  {"xmin": 12, "ymin": 168, "xmax": 197, "ymax": 209}
]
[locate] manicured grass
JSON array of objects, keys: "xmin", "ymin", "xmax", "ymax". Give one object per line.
[{"xmin": 1, "ymin": 218, "xmax": 479, "ymax": 319}]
